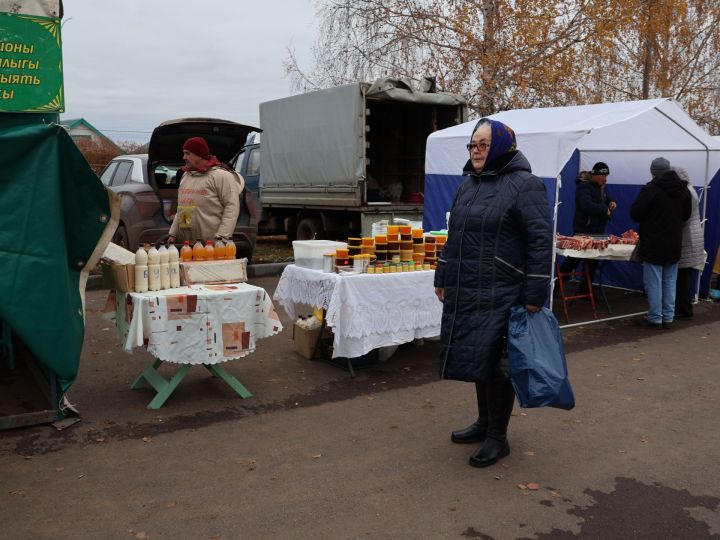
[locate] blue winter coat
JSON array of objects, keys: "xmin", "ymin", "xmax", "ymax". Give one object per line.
[{"xmin": 434, "ymin": 151, "xmax": 553, "ymax": 382}]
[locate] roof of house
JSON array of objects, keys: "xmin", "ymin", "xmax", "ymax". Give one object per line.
[{"xmin": 59, "ymin": 118, "xmax": 123, "ymax": 152}]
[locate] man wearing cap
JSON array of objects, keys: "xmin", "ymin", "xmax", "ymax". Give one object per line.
[
  {"xmin": 559, "ymin": 161, "xmax": 617, "ymax": 290},
  {"xmin": 167, "ymin": 137, "xmax": 245, "ymax": 245},
  {"xmin": 630, "ymin": 157, "xmax": 691, "ymax": 328}
]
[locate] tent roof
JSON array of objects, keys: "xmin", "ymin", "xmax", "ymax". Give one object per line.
[{"xmin": 427, "ymin": 99, "xmax": 720, "ymax": 180}]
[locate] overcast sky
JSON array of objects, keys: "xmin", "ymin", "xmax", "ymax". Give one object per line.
[{"xmin": 60, "ymin": 0, "xmax": 318, "ymax": 142}]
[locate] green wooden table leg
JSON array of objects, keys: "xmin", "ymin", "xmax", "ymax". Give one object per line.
[
  {"xmin": 205, "ymin": 364, "xmax": 252, "ymax": 399},
  {"xmin": 145, "ymin": 364, "xmax": 193, "ymax": 410},
  {"xmin": 131, "ymin": 359, "xmax": 163, "ymax": 389}
]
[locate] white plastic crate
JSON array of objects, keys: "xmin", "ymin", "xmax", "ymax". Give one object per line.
[{"xmin": 292, "ymin": 240, "xmax": 348, "ymax": 270}]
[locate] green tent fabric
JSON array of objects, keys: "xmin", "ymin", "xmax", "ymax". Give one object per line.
[{"xmin": 0, "ymin": 123, "xmax": 111, "ymax": 395}]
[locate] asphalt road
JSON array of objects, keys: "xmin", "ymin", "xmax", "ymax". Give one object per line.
[{"xmin": 1, "ymin": 277, "xmax": 719, "ymax": 539}]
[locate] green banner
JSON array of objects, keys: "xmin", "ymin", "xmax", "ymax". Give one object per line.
[{"xmin": 0, "ymin": 12, "xmax": 64, "ymax": 113}]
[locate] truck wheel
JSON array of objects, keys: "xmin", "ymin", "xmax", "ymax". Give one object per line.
[{"xmin": 296, "ymin": 217, "xmax": 323, "ymax": 241}]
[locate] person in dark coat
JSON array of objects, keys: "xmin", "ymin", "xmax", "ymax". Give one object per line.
[
  {"xmin": 434, "ymin": 119, "xmax": 552, "ymax": 468},
  {"xmin": 558, "ymin": 162, "xmax": 616, "ymax": 290},
  {"xmin": 630, "ymin": 157, "xmax": 692, "ymax": 328}
]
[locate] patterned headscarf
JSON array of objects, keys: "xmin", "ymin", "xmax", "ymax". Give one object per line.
[{"xmin": 471, "ymin": 118, "xmax": 517, "ymax": 169}]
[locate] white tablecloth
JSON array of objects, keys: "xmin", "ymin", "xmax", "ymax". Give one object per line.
[
  {"xmin": 274, "ymin": 265, "xmax": 442, "ymax": 359},
  {"xmin": 116, "ymin": 283, "xmax": 282, "ymax": 365},
  {"xmin": 557, "ymin": 244, "xmax": 635, "ymax": 261}
]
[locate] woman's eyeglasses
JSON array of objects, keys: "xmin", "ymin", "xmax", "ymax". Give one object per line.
[{"xmin": 467, "ymin": 142, "xmax": 490, "ymax": 152}]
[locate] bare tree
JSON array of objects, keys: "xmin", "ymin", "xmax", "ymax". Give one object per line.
[{"xmin": 287, "ymin": 0, "xmax": 720, "ymax": 132}]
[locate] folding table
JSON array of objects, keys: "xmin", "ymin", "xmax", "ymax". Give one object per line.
[{"xmin": 114, "ymin": 283, "xmax": 282, "ymax": 409}]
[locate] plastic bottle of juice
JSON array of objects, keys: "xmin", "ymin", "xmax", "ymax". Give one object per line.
[
  {"xmin": 158, "ymin": 245, "xmax": 170, "ymax": 289},
  {"xmin": 134, "ymin": 246, "xmax": 148, "ymax": 293},
  {"xmin": 180, "ymin": 241, "xmax": 193, "ymax": 262},
  {"xmin": 225, "ymin": 239, "xmax": 236, "ymax": 260},
  {"xmin": 204, "ymin": 240, "xmax": 215, "ymax": 260},
  {"xmin": 192, "ymin": 240, "xmax": 204, "ymax": 261},
  {"xmin": 147, "ymin": 246, "xmax": 161, "ymax": 291},
  {"xmin": 214, "ymin": 239, "xmax": 226, "ymax": 260},
  {"xmin": 167, "ymin": 243, "xmax": 181, "ymax": 288}
]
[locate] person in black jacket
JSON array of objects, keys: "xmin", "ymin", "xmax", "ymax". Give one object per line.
[
  {"xmin": 630, "ymin": 158, "xmax": 692, "ymax": 328},
  {"xmin": 434, "ymin": 119, "xmax": 552, "ymax": 468},
  {"xmin": 558, "ymin": 162, "xmax": 617, "ymax": 290}
]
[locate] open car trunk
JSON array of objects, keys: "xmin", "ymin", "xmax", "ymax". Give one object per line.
[{"xmin": 147, "ymin": 118, "xmax": 258, "ymax": 224}]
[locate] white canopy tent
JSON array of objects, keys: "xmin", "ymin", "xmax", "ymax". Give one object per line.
[{"xmin": 424, "ymin": 98, "xmax": 720, "ymax": 321}]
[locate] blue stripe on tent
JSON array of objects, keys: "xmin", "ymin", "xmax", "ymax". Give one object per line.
[
  {"xmin": 423, "ymin": 173, "xmax": 463, "ymax": 231},
  {"xmin": 424, "ymin": 162, "xmax": 720, "ymax": 295},
  {"xmin": 700, "ymin": 171, "xmax": 720, "ymax": 294}
]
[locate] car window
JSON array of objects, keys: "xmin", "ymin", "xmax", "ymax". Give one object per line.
[
  {"xmin": 111, "ymin": 161, "xmax": 133, "ymax": 186},
  {"xmin": 234, "ymin": 150, "xmax": 245, "ymax": 174},
  {"xmin": 155, "ymin": 165, "xmax": 182, "ymax": 187},
  {"xmin": 99, "ymin": 162, "xmax": 118, "ymax": 186},
  {"xmin": 247, "ymin": 148, "xmax": 260, "ymax": 176}
]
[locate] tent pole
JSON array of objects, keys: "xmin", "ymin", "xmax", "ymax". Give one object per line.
[
  {"xmin": 695, "ymin": 151, "xmax": 710, "ymax": 301},
  {"xmin": 549, "ymin": 174, "xmax": 562, "ymax": 310}
]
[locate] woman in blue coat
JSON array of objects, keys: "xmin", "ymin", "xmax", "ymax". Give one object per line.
[{"xmin": 434, "ymin": 119, "xmax": 553, "ymax": 468}]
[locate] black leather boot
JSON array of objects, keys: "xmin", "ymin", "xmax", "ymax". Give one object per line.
[
  {"xmin": 451, "ymin": 382, "xmax": 488, "ymax": 444},
  {"xmin": 469, "ymin": 374, "xmax": 514, "ymax": 468}
]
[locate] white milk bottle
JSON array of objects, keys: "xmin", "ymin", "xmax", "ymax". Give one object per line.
[
  {"xmin": 158, "ymin": 245, "xmax": 170, "ymax": 289},
  {"xmin": 168, "ymin": 243, "xmax": 181, "ymax": 288},
  {"xmin": 134, "ymin": 246, "xmax": 149, "ymax": 293},
  {"xmin": 147, "ymin": 246, "xmax": 161, "ymax": 291}
]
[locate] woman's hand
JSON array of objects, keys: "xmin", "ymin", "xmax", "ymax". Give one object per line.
[
  {"xmin": 167, "ymin": 236, "xmax": 176, "ymax": 244},
  {"xmin": 435, "ymin": 287, "xmax": 445, "ymax": 302},
  {"xmin": 525, "ymin": 304, "xmax": 541, "ymax": 313}
]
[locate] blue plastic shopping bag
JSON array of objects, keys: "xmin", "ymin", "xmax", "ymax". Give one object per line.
[{"xmin": 507, "ymin": 306, "xmax": 575, "ymax": 410}]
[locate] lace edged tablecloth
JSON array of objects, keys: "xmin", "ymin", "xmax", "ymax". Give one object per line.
[
  {"xmin": 116, "ymin": 283, "xmax": 282, "ymax": 365},
  {"xmin": 557, "ymin": 244, "xmax": 635, "ymax": 261},
  {"xmin": 274, "ymin": 265, "xmax": 441, "ymax": 359}
]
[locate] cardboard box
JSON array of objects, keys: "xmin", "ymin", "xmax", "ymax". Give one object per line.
[
  {"xmin": 179, "ymin": 258, "xmax": 248, "ymax": 285},
  {"xmin": 292, "ymin": 323, "xmax": 321, "ymax": 360},
  {"xmin": 110, "ymin": 263, "xmax": 136, "ymax": 292}
]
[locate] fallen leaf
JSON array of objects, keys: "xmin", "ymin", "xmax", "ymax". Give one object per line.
[
  {"xmin": 55, "ymin": 466, "xmax": 65, "ymax": 472},
  {"xmin": 23, "ymin": 456, "xmax": 32, "ymax": 460},
  {"xmin": 501, "ymin": 463, "xmax": 510, "ymax": 469},
  {"xmin": 9, "ymin": 489, "xmax": 25, "ymax": 496},
  {"xmin": 135, "ymin": 532, "xmax": 149, "ymax": 539},
  {"xmin": 312, "ymin": 454, "xmax": 323, "ymax": 459},
  {"xmin": 166, "ymin": 501, "xmax": 177, "ymax": 508},
  {"xmin": 236, "ymin": 458, "xmax": 257, "ymax": 471},
  {"xmin": 367, "ymin": 396, "xmax": 375, "ymax": 400},
  {"xmin": 520, "ymin": 412, "xmax": 528, "ymax": 416},
  {"xmin": 517, "ymin": 484, "xmax": 527, "ymax": 490},
  {"xmin": 618, "ymin": 450, "xmax": 627, "ymax": 453},
  {"xmin": 636, "ymin": 378, "xmax": 645, "ymax": 381},
  {"xmin": 142, "ymin": 437, "xmax": 152, "ymax": 443},
  {"xmin": 549, "ymin": 490, "xmax": 561, "ymax": 498},
  {"xmin": 494, "ymin": 476, "xmax": 501, "ymax": 480},
  {"xmin": 523, "ymin": 451, "xmax": 535, "ymax": 456},
  {"xmin": 95, "ymin": 437, "xmax": 105, "ymax": 443},
  {"xmin": 77, "ymin": 474, "xmax": 85, "ymax": 479},
  {"xmin": 526, "ymin": 482, "xmax": 540, "ymax": 490}
]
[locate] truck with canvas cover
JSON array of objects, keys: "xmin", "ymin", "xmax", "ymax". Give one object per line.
[{"xmin": 254, "ymin": 78, "xmax": 467, "ymax": 239}]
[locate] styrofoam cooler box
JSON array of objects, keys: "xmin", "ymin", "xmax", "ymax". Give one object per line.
[{"xmin": 293, "ymin": 240, "xmax": 348, "ymax": 270}]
